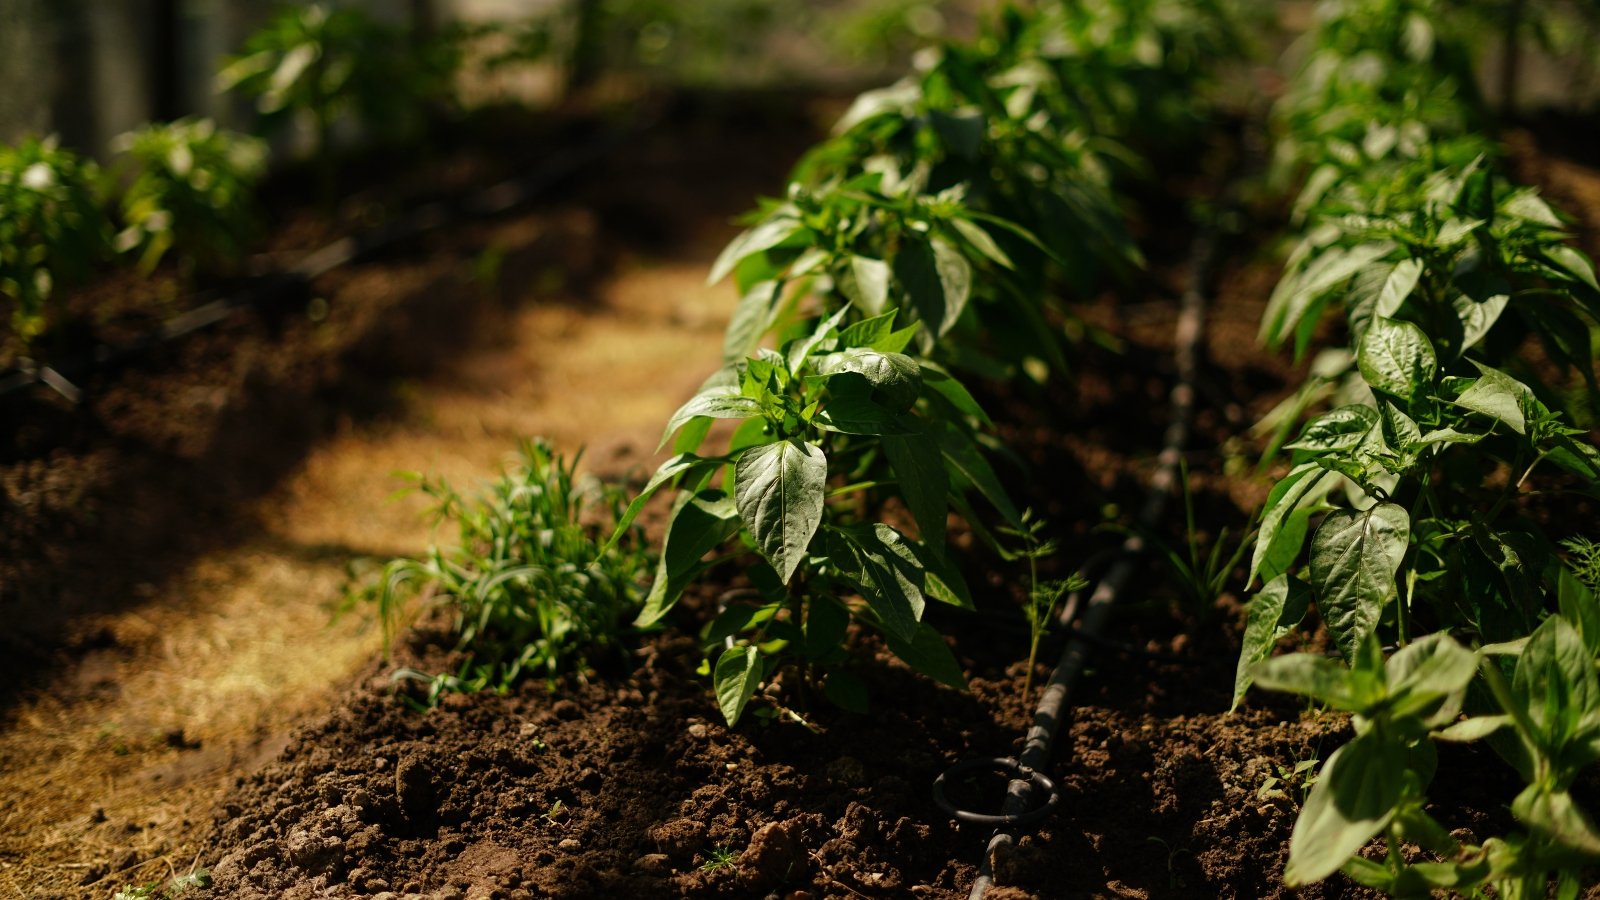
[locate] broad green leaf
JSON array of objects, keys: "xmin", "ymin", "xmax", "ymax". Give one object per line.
[
  {"xmin": 1434, "ymin": 715, "xmax": 1510, "ymax": 742},
  {"xmin": 1263, "ymin": 242, "xmax": 1393, "ymax": 348},
  {"xmin": 1284, "ymin": 733, "xmax": 1408, "ymax": 885},
  {"xmin": 937, "ymin": 425, "xmax": 1021, "ymax": 527},
  {"xmin": 709, "ymin": 215, "xmax": 802, "ymax": 286},
  {"xmin": 1232, "ymin": 574, "xmax": 1312, "ymax": 710},
  {"xmin": 885, "ymin": 620, "xmax": 967, "ymax": 688},
  {"xmin": 1252, "ymin": 651, "xmax": 1363, "ymax": 709},
  {"xmin": 1452, "ymin": 363, "xmax": 1530, "ymax": 435},
  {"xmin": 1385, "ymin": 632, "xmax": 1477, "ymax": 723},
  {"xmin": 1358, "ymin": 316, "xmax": 1436, "ymax": 401},
  {"xmin": 723, "ymin": 280, "xmax": 783, "ymax": 365},
  {"xmin": 1375, "ymin": 258, "xmax": 1423, "ymax": 318},
  {"xmin": 660, "ymin": 390, "xmax": 764, "ymax": 450},
  {"xmin": 1435, "ymin": 217, "xmax": 1483, "ymax": 248},
  {"xmin": 713, "ymin": 645, "xmax": 763, "ymax": 726},
  {"xmin": 816, "ymin": 373, "xmax": 918, "ymax": 435},
  {"xmin": 1286, "ymin": 405, "xmax": 1378, "ymax": 453},
  {"xmin": 1544, "ymin": 245, "xmax": 1600, "ymax": 295},
  {"xmin": 1450, "ymin": 289, "xmax": 1508, "ymax": 352},
  {"xmin": 895, "ymin": 234, "xmax": 970, "ymax": 338},
  {"xmin": 734, "ymin": 440, "xmax": 826, "ymax": 584},
  {"xmin": 638, "ymin": 491, "xmax": 740, "ymax": 627},
  {"xmin": 883, "ymin": 434, "xmax": 948, "ymax": 550},
  {"xmin": 1249, "ymin": 462, "xmax": 1335, "ymax": 586},
  {"xmin": 1513, "ymin": 786, "xmax": 1600, "ymax": 856},
  {"xmin": 1378, "ymin": 400, "xmax": 1422, "ymax": 452},
  {"xmin": 1513, "ymin": 615, "xmax": 1599, "ymax": 745},
  {"xmin": 1558, "ymin": 567, "xmax": 1600, "ymax": 658},
  {"xmin": 834, "ymin": 80, "xmax": 920, "ymax": 133},
  {"xmin": 921, "ymin": 361, "xmax": 991, "ymax": 425},
  {"xmin": 818, "ymin": 348, "xmax": 922, "ymax": 412},
  {"xmin": 842, "ymin": 255, "xmax": 891, "ymax": 315},
  {"xmin": 948, "ymin": 217, "xmax": 1013, "ymax": 269},
  {"xmin": 1502, "ymin": 189, "xmax": 1564, "ymax": 228},
  {"xmin": 786, "ymin": 306, "xmax": 850, "ymax": 375},
  {"xmin": 1310, "ymin": 503, "xmax": 1411, "ymax": 661},
  {"xmin": 827, "ymin": 523, "xmax": 928, "ymax": 643},
  {"xmin": 837, "ymin": 310, "xmax": 896, "ymax": 350}
]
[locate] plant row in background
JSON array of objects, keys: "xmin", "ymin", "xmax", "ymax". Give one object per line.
[
  {"xmin": 356, "ymin": 0, "xmax": 1245, "ymax": 725},
  {"xmin": 1236, "ymin": 0, "xmax": 1600, "ymax": 893},
  {"xmin": 620, "ymin": 0, "xmax": 1240, "ymax": 727},
  {"xmin": 0, "ymin": 0, "xmax": 957, "ymax": 356}
]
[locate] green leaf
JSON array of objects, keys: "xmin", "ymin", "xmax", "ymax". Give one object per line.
[
  {"xmin": 895, "ymin": 234, "xmax": 970, "ymax": 338},
  {"xmin": 1232, "ymin": 574, "xmax": 1312, "ymax": 710},
  {"xmin": 723, "ymin": 280, "xmax": 783, "ymax": 365},
  {"xmin": 1450, "ymin": 289, "xmax": 1508, "ymax": 352},
  {"xmin": 1263, "ymin": 242, "xmax": 1393, "ymax": 348},
  {"xmin": 937, "ymin": 425, "xmax": 1021, "ymax": 527},
  {"xmin": 1375, "ymin": 258, "xmax": 1423, "ymax": 318},
  {"xmin": 1286, "ymin": 405, "xmax": 1379, "ymax": 453},
  {"xmin": 1284, "ymin": 733, "xmax": 1408, "ymax": 886},
  {"xmin": 1433, "ymin": 715, "xmax": 1510, "ymax": 742},
  {"xmin": 1252, "ymin": 651, "xmax": 1364, "ymax": 709},
  {"xmin": 1513, "ymin": 786, "xmax": 1600, "ymax": 856},
  {"xmin": 709, "ymin": 215, "xmax": 802, "ymax": 286},
  {"xmin": 885, "ymin": 621, "xmax": 966, "ymax": 689},
  {"xmin": 818, "ymin": 348, "xmax": 923, "ymax": 412},
  {"xmin": 734, "ymin": 440, "xmax": 827, "ymax": 584},
  {"xmin": 1310, "ymin": 503, "xmax": 1411, "ymax": 661},
  {"xmin": 948, "ymin": 217, "xmax": 1013, "ymax": 269},
  {"xmin": 921, "ymin": 361, "xmax": 992, "ymax": 425},
  {"xmin": 1513, "ymin": 615, "xmax": 1599, "ymax": 747},
  {"xmin": 661, "ymin": 389, "xmax": 764, "ymax": 450},
  {"xmin": 841, "ymin": 255, "xmax": 891, "ymax": 315},
  {"xmin": 1452, "ymin": 363, "xmax": 1531, "ymax": 435},
  {"xmin": 1358, "ymin": 316, "xmax": 1437, "ymax": 401},
  {"xmin": 837, "ymin": 310, "xmax": 897, "ymax": 349},
  {"xmin": 1249, "ymin": 463, "xmax": 1335, "ymax": 586},
  {"xmin": 1543, "ymin": 245, "xmax": 1600, "ymax": 295},
  {"xmin": 827, "ymin": 523, "xmax": 929, "ymax": 643},
  {"xmin": 637, "ymin": 491, "xmax": 740, "ymax": 627},
  {"xmin": 713, "ymin": 645, "xmax": 763, "ymax": 726},
  {"xmin": 1558, "ymin": 567, "xmax": 1600, "ymax": 659},
  {"xmin": 883, "ymin": 434, "xmax": 948, "ymax": 550},
  {"xmin": 1385, "ymin": 632, "xmax": 1477, "ymax": 723},
  {"xmin": 816, "ymin": 373, "xmax": 918, "ymax": 435}
]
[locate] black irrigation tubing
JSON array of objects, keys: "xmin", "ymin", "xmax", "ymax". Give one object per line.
[
  {"xmin": 958, "ymin": 189, "xmax": 1227, "ymax": 900},
  {"xmin": 0, "ymin": 103, "xmax": 666, "ymax": 408}
]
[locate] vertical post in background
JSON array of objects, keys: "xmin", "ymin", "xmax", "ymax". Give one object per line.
[
  {"xmin": 568, "ymin": 0, "xmax": 604, "ymax": 96},
  {"xmin": 1501, "ymin": 0, "xmax": 1525, "ymax": 119},
  {"xmin": 151, "ymin": 0, "xmax": 183, "ymax": 122}
]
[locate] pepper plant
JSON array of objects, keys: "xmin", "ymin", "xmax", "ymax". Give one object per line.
[
  {"xmin": 614, "ymin": 306, "xmax": 1000, "ymax": 724},
  {"xmin": 0, "ymin": 136, "xmax": 109, "ymax": 346},
  {"xmin": 112, "ymin": 118, "xmax": 267, "ymax": 275}
]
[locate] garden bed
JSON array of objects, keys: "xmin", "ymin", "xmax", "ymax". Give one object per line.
[{"xmin": 186, "ymin": 125, "xmax": 1600, "ymax": 898}]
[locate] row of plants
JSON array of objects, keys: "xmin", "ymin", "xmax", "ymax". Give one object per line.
[
  {"xmin": 356, "ymin": 0, "xmax": 1245, "ymax": 727},
  {"xmin": 1236, "ymin": 0, "xmax": 1600, "ymax": 893},
  {"xmin": 0, "ymin": 0, "xmax": 976, "ymax": 356}
]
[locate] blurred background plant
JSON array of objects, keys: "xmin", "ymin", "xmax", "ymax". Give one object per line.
[
  {"xmin": 112, "ymin": 117, "xmax": 267, "ymax": 275},
  {"xmin": 0, "ymin": 137, "xmax": 110, "ymax": 346}
]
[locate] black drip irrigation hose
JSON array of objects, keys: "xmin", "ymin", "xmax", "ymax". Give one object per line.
[
  {"xmin": 0, "ymin": 103, "xmax": 667, "ymax": 408},
  {"xmin": 956, "ymin": 189, "xmax": 1226, "ymax": 900}
]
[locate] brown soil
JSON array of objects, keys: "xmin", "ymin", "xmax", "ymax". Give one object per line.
[{"xmin": 9, "ymin": 109, "xmax": 1600, "ymax": 900}]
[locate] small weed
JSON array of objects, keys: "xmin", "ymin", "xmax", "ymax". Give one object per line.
[
  {"xmin": 348, "ymin": 439, "xmax": 655, "ymax": 706},
  {"xmin": 999, "ymin": 510, "xmax": 1087, "ymax": 700},
  {"xmin": 1256, "ymin": 756, "xmax": 1320, "ymax": 803},
  {"xmin": 699, "ymin": 845, "xmax": 739, "ymax": 872},
  {"xmin": 113, "ymin": 871, "xmax": 210, "ymax": 900}
]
